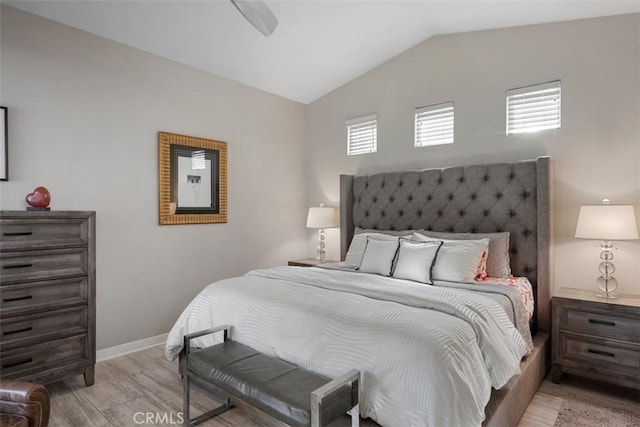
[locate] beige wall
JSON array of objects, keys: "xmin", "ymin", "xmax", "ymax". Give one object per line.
[
  {"xmin": 307, "ymin": 14, "xmax": 640, "ymax": 295},
  {"xmin": 2, "ymin": 8, "xmax": 639, "ymax": 352},
  {"xmin": 0, "ymin": 6, "xmax": 308, "ymax": 349}
]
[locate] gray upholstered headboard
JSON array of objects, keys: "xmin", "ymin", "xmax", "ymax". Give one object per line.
[{"xmin": 340, "ymin": 157, "xmax": 551, "ymax": 332}]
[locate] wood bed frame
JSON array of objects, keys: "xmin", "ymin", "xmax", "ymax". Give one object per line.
[{"xmin": 339, "ymin": 157, "xmax": 552, "ymax": 426}]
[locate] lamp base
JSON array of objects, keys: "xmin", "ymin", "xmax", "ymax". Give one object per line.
[
  {"xmin": 316, "ymin": 228, "xmax": 326, "ymax": 264},
  {"xmin": 595, "ymin": 291, "xmax": 619, "ymax": 299},
  {"xmin": 594, "ymin": 242, "xmax": 619, "ymax": 300}
]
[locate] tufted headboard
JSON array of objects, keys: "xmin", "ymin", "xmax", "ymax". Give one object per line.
[{"xmin": 340, "ymin": 157, "xmax": 551, "ymax": 332}]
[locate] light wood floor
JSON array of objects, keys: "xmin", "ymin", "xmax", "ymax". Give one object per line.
[{"xmin": 45, "ymin": 345, "xmax": 632, "ymax": 427}]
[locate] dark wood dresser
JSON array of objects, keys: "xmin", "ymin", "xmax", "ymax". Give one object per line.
[
  {"xmin": 552, "ymin": 287, "xmax": 639, "ymax": 389},
  {"xmin": 0, "ymin": 211, "xmax": 96, "ymax": 386}
]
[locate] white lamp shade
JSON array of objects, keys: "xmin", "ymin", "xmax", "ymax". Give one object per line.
[
  {"xmin": 575, "ymin": 205, "xmax": 639, "ymax": 240},
  {"xmin": 306, "ymin": 206, "xmax": 338, "ymax": 229}
]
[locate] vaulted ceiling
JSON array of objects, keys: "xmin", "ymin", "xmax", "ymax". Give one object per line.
[{"xmin": 7, "ymin": 1, "xmax": 640, "ymax": 104}]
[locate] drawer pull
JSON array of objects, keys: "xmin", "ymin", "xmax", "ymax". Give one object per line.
[
  {"xmin": 3, "ymin": 327, "xmax": 33, "ymax": 336},
  {"xmin": 3, "ymin": 263, "xmax": 33, "ymax": 270},
  {"xmin": 2, "ymin": 358, "xmax": 33, "ymax": 369},
  {"xmin": 3, "ymin": 295, "xmax": 33, "ymax": 302},
  {"xmin": 3, "ymin": 232, "xmax": 33, "ymax": 237},
  {"xmin": 587, "ymin": 348, "xmax": 615, "ymax": 358},
  {"xmin": 588, "ymin": 318, "xmax": 616, "ymax": 327}
]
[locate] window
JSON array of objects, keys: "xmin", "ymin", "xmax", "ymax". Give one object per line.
[
  {"xmin": 506, "ymin": 80, "xmax": 561, "ymax": 135},
  {"xmin": 346, "ymin": 114, "xmax": 377, "ymax": 155},
  {"xmin": 414, "ymin": 102, "xmax": 454, "ymax": 147}
]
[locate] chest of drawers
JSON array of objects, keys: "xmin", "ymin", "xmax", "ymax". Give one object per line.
[
  {"xmin": 0, "ymin": 211, "xmax": 95, "ymax": 386},
  {"xmin": 552, "ymin": 287, "xmax": 639, "ymax": 389}
]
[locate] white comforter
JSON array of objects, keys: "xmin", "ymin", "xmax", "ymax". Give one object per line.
[{"xmin": 166, "ymin": 266, "xmax": 531, "ymax": 427}]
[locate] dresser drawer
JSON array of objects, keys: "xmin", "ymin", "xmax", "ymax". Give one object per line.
[
  {"xmin": 559, "ymin": 333, "xmax": 640, "ymax": 371},
  {"xmin": 0, "ymin": 334, "xmax": 89, "ymax": 377},
  {"xmin": 0, "ymin": 277, "xmax": 88, "ymax": 317},
  {"xmin": 0, "ymin": 248, "xmax": 87, "ymax": 285},
  {"xmin": 0, "ymin": 306, "xmax": 88, "ymax": 349},
  {"xmin": 0, "ymin": 218, "xmax": 88, "ymax": 251},
  {"xmin": 558, "ymin": 300, "xmax": 639, "ymax": 342}
]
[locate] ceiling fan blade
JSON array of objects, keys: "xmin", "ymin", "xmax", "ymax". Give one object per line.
[{"xmin": 230, "ymin": 0, "xmax": 279, "ymax": 37}]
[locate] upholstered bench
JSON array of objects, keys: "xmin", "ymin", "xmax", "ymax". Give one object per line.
[{"xmin": 180, "ymin": 325, "xmax": 360, "ymax": 427}]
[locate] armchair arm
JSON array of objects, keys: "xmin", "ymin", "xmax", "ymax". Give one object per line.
[{"xmin": 0, "ymin": 379, "xmax": 50, "ymax": 427}]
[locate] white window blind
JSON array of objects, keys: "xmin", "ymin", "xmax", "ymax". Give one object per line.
[
  {"xmin": 507, "ymin": 81, "xmax": 561, "ymax": 135},
  {"xmin": 415, "ymin": 102, "xmax": 454, "ymax": 147},
  {"xmin": 346, "ymin": 114, "xmax": 377, "ymax": 155}
]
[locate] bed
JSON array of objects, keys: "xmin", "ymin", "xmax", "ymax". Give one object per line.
[{"xmin": 166, "ymin": 157, "xmax": 551, "ymax": 427}]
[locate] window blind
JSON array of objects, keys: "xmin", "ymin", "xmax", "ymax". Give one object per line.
[
  {"xmin": 415, "ymin": 102, "xmax": 454, "ymax": 147},
  {"xmin": 346, "ymin": 114, "xmax": 377, "ymax": 155},
  {"xmin": 507, "ymin": 81, "xmax": 561, "ymax": 135}
]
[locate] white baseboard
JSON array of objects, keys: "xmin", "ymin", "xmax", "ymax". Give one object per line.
[{"xmin": 96, "ymin": 333, "xmax": 168, "ymax": 362}]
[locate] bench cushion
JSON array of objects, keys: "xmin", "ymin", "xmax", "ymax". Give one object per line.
[{"xmin": 189, "ymin": 341, "xmax": 350, "ymax": 427}]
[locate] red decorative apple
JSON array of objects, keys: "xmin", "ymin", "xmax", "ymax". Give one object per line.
[{"xmin": 26, "ymin": 186, "xmax": 51, "ymax": 208}]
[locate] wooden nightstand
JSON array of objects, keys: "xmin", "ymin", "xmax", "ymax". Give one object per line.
[
  {"xmin": 552, "ymin": 287, "xmax": 640, "ymax": 389},
  {"xmin": 287, "ymin": 258, "xmax": 337, "ymax": 267}
]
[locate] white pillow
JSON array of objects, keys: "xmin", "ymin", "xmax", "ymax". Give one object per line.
[
  {"xmin": 392, "ymin": 240, "xmax": 442, "ymax": 284},
  {"xmin": 418, "ymin": 231, "xmax": 511, "ymax": 277},
  {"xmin": 412, "ymin": 233, "xmax": 489, "ymax": 282},
  {"xmin": 359, "ymin": 238, "xmax": 400, "ymax": 276},
  {"xmin": 344, "ymin": 232, "xmax": 405, "ymax": 268}
]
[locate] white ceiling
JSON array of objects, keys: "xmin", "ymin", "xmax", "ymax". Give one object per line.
[{"xmin": 6, "ymin": 0, "xmax": 640, "ymax": 104}]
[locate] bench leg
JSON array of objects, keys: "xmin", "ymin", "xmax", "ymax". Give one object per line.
[
  {"xmin": 311, "ymin": 369, "xmax": 360, "ymax": 427},
  {"xmin": 348, "ymin": 404, "xmax": 360, "ymax": 427},
  {"xmin": 182, "ymin": 327, "xmax": 235, "ymax": 427},
  {"xmin": 183, "ymin": 373, "xmax": 234, "ymax": 427},
  {"xmin": 187, "ymin": 404, "xmax": 232, "ymax": 427},
  {"xmin": 183, "ymin": 372, "xmax": 190, "ymax": 427}
]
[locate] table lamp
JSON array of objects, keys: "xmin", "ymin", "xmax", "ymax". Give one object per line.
[
  {"xmin": 306, "ymin": 204, "xmax": 338, "ymax": 263},
  {"xmin": 575, "ymin": 199, "xmax": 639, "ymax": 298}
]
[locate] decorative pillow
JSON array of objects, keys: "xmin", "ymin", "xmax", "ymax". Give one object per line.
[
  {"xmin": 411, "ymin": 233, "xmax": 489, "ymax": 282},
  {"xmin": 359, "ymin": 238, "xmax": 400, "ymax": 276},
  {"xmin": 476, "ymin": 249, "xmax": 488, "ymax": 280},
  {"xmin": 417, "ymin": 231, "xmax": 511, "ymax": 277},
  {"xmin": 345, "ymin": 232, "xmax": 407, "ymax": 268},
  {"xmin": 392, "ymin": 240, "xmax": 442, "ymax": 284}
]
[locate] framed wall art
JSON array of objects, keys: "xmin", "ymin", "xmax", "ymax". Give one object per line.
[
  {"xmin": 158, "ymin": 132, "xmax": 228, "ymax": 225},
  {"xmin": 1, "ymin": 106, "xmax": 7, "ymax": 181}
]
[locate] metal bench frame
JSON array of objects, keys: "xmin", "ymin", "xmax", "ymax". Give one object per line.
[{"xmin": 180, "ymin": 325, "xmax": 360, "ymax": 427}]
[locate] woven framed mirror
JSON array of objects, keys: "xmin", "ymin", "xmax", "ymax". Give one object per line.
[{"xmin": 158, "ymin": 132, "xmax": 228, "ymax": 225}]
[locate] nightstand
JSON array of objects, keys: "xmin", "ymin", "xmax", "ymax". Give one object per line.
[
  {"xmin": 552, "ymin": 287, "xmax": 640, "ymax": 389},
  {"xmin": 287, "ymin": 258, "xmax": 337, "ymax": 267}
]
